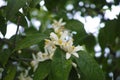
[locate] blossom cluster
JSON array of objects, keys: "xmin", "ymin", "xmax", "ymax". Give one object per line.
[
  {"xmin": 31, "ymin": 19, "xmax": 83, "ymax": 71},
  {"xmin": 18, "ymin": 19, "xmax": 83, "ymax": 80},
  {"xmin": 18, "ymin": 67, "xmax": 33, "ymax": 80}
]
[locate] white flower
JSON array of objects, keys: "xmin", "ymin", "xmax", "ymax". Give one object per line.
[
  {"xmin": 66, "ymin": 45, "xmax": 82, "ymax": 59},
  {"xmin": 45, "ymin": 39, "xmax": 56, "ymax": 49},
  {"xmin": 52, "ymin": 18, "xmax": 66, "ymax": 33},
  {"xmin": 18, "ymin": 70, "xmax": 33, "ymax": 80},
  {"xmin": 44, "ymin": 39, "xmax": 56, "ymax": 58},
  {"xmin": 31, "ymin": 52, "xmax": 53, "ymax": 71},
  {"xmin": 31, "ymin": 54, "xmax": 39, "ymax": 71},
  {"xmin": 50, "ymin": 32, "xmax": 63, "ymax": 45},
  {"xmin": 59, "ymin": 30, "xmax": 71, "ymax": 41},
  {"xmin": 31, "ymin": 39, "xmax": 56, "ymax": 71},
  {"xmin": 50, "ymin": 30, "xmax": 71, "ymax": 45},
  {"xmin": 49, "ymin": 30, "xmax": 82, "ymax": 60},
  {"xmin": 61, "ymin": 39, "xmax": 82, "ymax": 59},
  {"xmin": 50, "ymin": 32, "xmax": 59, "ymax": 42},
  {"xmin": 37, "ymin": 52, "xmax": 51, "ymax": 61}
]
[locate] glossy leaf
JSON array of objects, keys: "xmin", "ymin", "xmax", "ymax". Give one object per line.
[
  {"xmin": 39, "ymin": 23, "xmax": 47, "ymax": 33},
  {"xmin": 14, "ymin": 33, "xmax": 48, "ymax": 51},
  {"xmin": 75, "ymin": 51, "xmax": 105, "ymax": 80},
  {"xmin": 49, "ymin": 48, "xmax": 72, "ymax": 80},
  {"xmin": 33, "ymin": 60, "xmax": 51, "ymax": 80},
  {"xmin": 44, "ymin": 0, "xmax": 66, "ymax": 12},
  {"xmin": 82, "ymin": 34, "xmax": 96, "ymax": 52},
  {"xmin": 3, "ymin": 65, "xmax": 16, "ymax": 80},
  {"xmin": 6, "ymin": 0, "xmax": 27, "ymax": 20},
  {"xmin": 98, "ymin": 15, "xmax": 120, "ymax": 51},
  {"xmin": 0, "ymin": 49, "xmax": 11, "ymax": 67},
  {"xmin": 65, "ymin": 20, "xmax": 85, "ymax": 34},
  {"xmin": 29, "ymin": 0, "xmax": 41, "ymax": 7},
  {"xmin": 65, "ymin": 19, "xmax": 87, "ymax": 45},
  {"xmin": 0, "ymin": 15, "xmax": 7, "ymax": 36},
  {"xmin": 10, "ymin": 12, "xmax": 28, "ymax": 28},
  {"xmin": 25, "ymin": 26, "xmax": 38, "ymax": 35},
  {"xmin": 68, "ymin": 67, "xmax": 80, "ymax": 80}
]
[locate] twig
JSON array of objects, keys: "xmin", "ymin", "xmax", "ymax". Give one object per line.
[
  {"xmin": 14, "ymin": 16, "xmax": 21, "ymax": 48},
  {"xmin": 10, "ymin": 56, "xmax": 32, "ymax": 62}
]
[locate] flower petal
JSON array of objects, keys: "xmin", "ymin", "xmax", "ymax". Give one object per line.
[
  {"xmin": 66, "ymin": 53, "xmax": 71, "ymax": 59},
  {"xmin": 72, "ymin": 52, "xmax": 79, "ymax": 58},
  {"xmin": 50, "ymin": 32, "xmax": 58, "ymax": 41},
  {"xmin": 72, "ymin": 62, "xmax": 77, "ymax": 68},
  {"xmin": 74, "ymin": 45, "xmax": 83, "ymax": 52},
  {"xmin": 32, "ymin": 53, "xmax": 36, "ymax": 60}
]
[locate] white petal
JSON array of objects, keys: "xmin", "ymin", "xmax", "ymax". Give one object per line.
[
  {"xmin": 53, "ymin": 20, "xmax": 57, "ymax": 23},
  {"xmin": 49, "ymin": 53, "xmax": 54, "ymax": 59},
  {"xmin": 32, "ymin": 53, "xmax": 36, "ymax": 60},
  {"xmin": 72, "ymin": 62, "xmax": 77, "ymax": 68},
  {"xmin": 74, "ymin": 45, "xmax": 83, "ymax": 52},
  {"xmin": 37, "ymin": 52, "xmax": 42, "ymax": 57},
  {"xmin": 31, "ymin": 61, "xmax": 39, "ymax": 71},
  {"xmin": 59, "ymin": 18, "xmax": 63, "ymax": 23},
  {"xmin": 50, "ymin": 32, "xmax": 58, "ymax": 41},
  {"xmin": 77, "ymin": 73, "xmax": 81, "ymax": 79},
  {"xmin": 73, "ymin": 52, "xmax": 79, "ymax": 58},
  {"xmin": 66, "ymin": 53, "xmax": 71, "ymax": 59},
  {"xmin": 60, "ymin": 30, "xmax": 69, "ymax": 40},
  {"xmin": 59, "ymin": 18, "xmax": 66, "ymax": 26},
  {"xmin": 67, "ymin": 39, "xmax": 73, "ymax": 46},
  {"xmin": 61, "ymin": 22, "xmax": 66, "ymax": 26},
  {"xmin": 33, "ymin": 64, "xmax": 38, "ymax": 72}
]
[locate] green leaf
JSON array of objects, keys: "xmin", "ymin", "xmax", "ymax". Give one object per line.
[
  {"xmin": 54, "ymin": 11, "xmax": 68, "ymax": 21},
  {"xmin": 6, "ymin": 0, "xmax": 27, "ymax": 20},
  {"xmin": 68, "ymin": 67, "xmax": 80, "ymax": 80},
  {"xmin": 39, "ymin": 24, "xmax": 47, "ymax": 33},
  {"xmin": 0, "ymin": 49, "xmax": 11, "ymax": 67},
  {"xmin": 0, "ymin": 15, "xmax": 7, "ymax": 36},
  {"xmin": 3, "ymin": 65, "xmax": 16, "ymax": 80},
  {"xmin": 75, "ymin": 51, "xmax": 105, "ymax": 80},
  {"xmin": 33, "ymin": 60, "xmax": 51, "ymax": 80},
  {"xmin": 82, "ymin": 34, "xmax": 96, "ymax": 52},
  {"xmin": 65, "ymin": 19, "xmax": 87, "ymax": 45},
  {"xmin": 89, "ymin": 0, "xmax": 106, "ymax": 9},
  {"xmin": 49, "ymin": 48, "xmax": 72, "ymax": 80},
  {"xmin": 10, "ymin": 12, "xmax": 28, "ymax": 28},
  {"xmin": 14, "ymin": 33, "xmax": 48, "ymax": 51},
  {"xmin": 25, "ymin": 26, "xmax": 38, "ymax": 35},
  {"xmin": 98, "ymin": 20, "xmax": 117, "ymax": 50},
  {"xmin": 116, "ymin": 15, "xmax": 120, "ymax": 37},
  {"xmin": 44, "ymin": 0, "xmax": 66, "ymax": 12},
  {"xmin": 29, "ymin": 0, "xmax": 41, "ymax": 7},
  {"xmin": 66, "ymin": 20, "xmax": 85, "ymax": 34},
  {"xmin": 38, "ymin": 40, "xmax": 45, "ymax": 52},
  {"xmin": 43, "ymin": 29, "xmax": 54, "ymax": 36}
]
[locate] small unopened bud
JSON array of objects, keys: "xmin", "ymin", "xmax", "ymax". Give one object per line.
[{"xmin": 18, "ymin": 50, "xmax": 22, "ymax": 54}]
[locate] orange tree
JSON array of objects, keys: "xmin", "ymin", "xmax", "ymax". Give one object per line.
[{"xmin": 0, "ymin": 0, "xmax": 120, "ymax": 80}]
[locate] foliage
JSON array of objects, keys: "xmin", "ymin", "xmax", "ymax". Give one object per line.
[{"xmin": 0, "ymin": 0, "xmax": 120, "ymax": 80}]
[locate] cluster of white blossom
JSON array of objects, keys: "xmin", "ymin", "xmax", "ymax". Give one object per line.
[
  {"xmin": 31, "ymin": 19, "xmax": 83, "ymax": 71},
  {"xmin": 18, "ymin": 19, "xmax": 83, "ymax": 80},
  {"xmin": 18, "ymin": 67, "xmax": 33, "ymax": 80}
]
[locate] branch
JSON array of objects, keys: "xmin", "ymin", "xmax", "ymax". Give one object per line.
[{"xmin": 13, "ymin": 16, "xmax": 21, "ymax": 48}]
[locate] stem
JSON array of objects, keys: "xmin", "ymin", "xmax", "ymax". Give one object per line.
[
  {"xmin": 10, "ymin": 56, "xmax": 32, "ymax": 62},
  {"xmin": 14, "ymin": 16, "xmax": 21, "ymax": 48}
]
